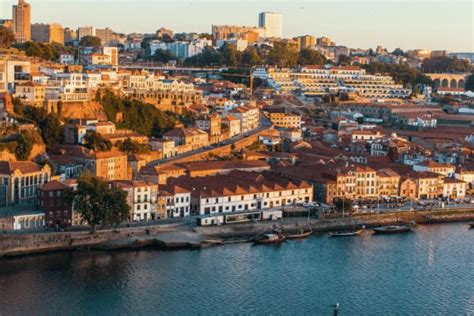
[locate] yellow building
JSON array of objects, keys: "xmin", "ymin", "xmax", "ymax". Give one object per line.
[
  {"xmin": 269, "ymin": 112, "xmax": 302, "ymax": 129},
  {"xmin": 15, "ymin": 82, "xmax": 45, "ymax": 107},
  {"xmin": 412, "ymin": 172, "xmax": 443, "ymax": 200},
  {"xmin": 294, "ymin": 35, "xmax": 316, "ymax": 50},
  {"xmin": 376, "ymin": 168, "xmax": 400, "ymax": 197},
  {"xmin": 31, "ymin": 23, "xmax": 64, "ymax": 44},
  {"xmin": 443, "ymin": 178, "xmax": 466, "ymax": 200},
  {"xmin": 12, "ymin": 0, "xmax": 31, "ymax": 43}
]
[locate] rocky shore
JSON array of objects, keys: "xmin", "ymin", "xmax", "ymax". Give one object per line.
[{"xmin": 1, "ymin": 209, "xmax": 473, "ymax": 258}]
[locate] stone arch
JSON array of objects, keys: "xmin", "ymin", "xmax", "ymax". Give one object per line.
[
  {"xmin": 433, "ymin": 79, "xmax": 440, "ymax": 88},
  {"xmin": 441, "ymin": 79, "xmax": 449, "ymax": 87},
  {"xmin": 458, "ymin": 79, "xmax": 465, "ymax": 88},
  {"xmin": 450, "ymin": 79, "xmax": 457, "ymax": 88}
]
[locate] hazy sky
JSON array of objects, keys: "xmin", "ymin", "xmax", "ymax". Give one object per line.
[{"xmin": 1, "ymin": 0, "xmax": 473, "ymax": 51}]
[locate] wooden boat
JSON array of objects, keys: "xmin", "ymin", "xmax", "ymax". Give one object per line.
[
  {"xmin": 328, "ymin": 229, "xmax": 363, "ymax": 237},
  {"xmin": 254, "ymin": 233, "xmax": 286, "ymax": 245},
  {"xmin": 286, "ymin": 229, "xmax": 313, "ymax": 239},
  {"xmin": 372, "ymin": 224, "xmax": 412, "ymax": 234}
]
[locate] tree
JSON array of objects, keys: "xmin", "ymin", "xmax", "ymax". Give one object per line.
[
  {"xmin": 421, "ymin": 56, "xmax": 471, "ymax": 73},
  {"xmin": 15, "ymin": 132, "xmax": 33, "ymax": 160},
  {"xmin": 391, "ymin": 48, "xmax": 407, "ymax": 57},
  {"xmin": 465, "ymin": 74, "xmax": 474, "ymax": 92},
  {"xmin": 337, "ymin": 55, "xmax": 352, "ymax": 66},
  {"xmin": 220, "ymin": 43, "xmax": 239, "ymax": 66},
  {"xmin": 0, "ymin": 26, "xmax": 15, "ymax": 48},
  {"xmin": 153, "ymin": 49, "xmax": 176, "ymax": 63},
  {"xmin": 96, "ymin": 89, "xmax": 176, "ymax": 137},
  {"xmin": 184, "ymin": 46, "xmax": 221, "ymax": 67},
  {"xmin": 79, "ymin": 35, "xmax": 101, "ymax": 47},
  {"xmin": 297, "ymin": 48, "xmax": 327, "ymax": 66},
  {"xmin": 267, "ymin": 41, "xmax": 298, "ymax": 67},
  {"xmin": 241, "ymin": 46, "xmax": 262, "ymax": 66},
  {"xmin": 117, "ymin": 137, "xmax": 150, "ymax": 154},
  {"xmin": 14, "ymin": 103, "xmax": 63, "ymax": 149},
  {"xmin": 83, "ymin": 131, "xmax": 112, "ymax": 152},
  {"xmin": 334, "ymin": 198, "xmax": 353, "ymax": 214},
  {"xmin": 66, "ymin": 173, "xmax": 130, "ymax": 232}
]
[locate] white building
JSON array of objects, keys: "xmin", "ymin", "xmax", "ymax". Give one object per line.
[
  {"xmin": 112, "ymin": 180, "xmax": 158, "ymax": 222},
  {"xmin": 59, "ymin": 54, "xmax": 75, "ymax": 65},
  {"xmin": 258, "ymin": 12, "xmax": 283, "ymax": 38},
  {"xmin": 168, "ymin": 171, "xmax": 312, "ymax": 216}
]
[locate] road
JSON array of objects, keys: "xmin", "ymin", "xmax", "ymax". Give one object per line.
[{"xmin": 147, "ymin": 113, "xmax": 272, "ymax": 167}]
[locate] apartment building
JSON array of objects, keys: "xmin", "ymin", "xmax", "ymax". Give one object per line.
[
  {"xmin": 48, "ymin": 145, "xmax": 128, "ymax": 181},
  {"xmin": 38, "ymin": 180, "xmax": 73, "ymax": 227},
  {"xmin": 195, "ymin": 114, "xmax": 221, "ymax": 143},
  {"xmin": 112, "ymin": 180, "xmax": 158, "ymax": 222},
  {"xmin": 12, "ymin": 0, "xmax": 31, "ymax": 43},
  {"xmin": 266, "ymin": 66, "xmax": 410, "ymax": 99},
  {"xmin": 0, "ymin": 161, "xmax": 51, "ymax": 207},
  {"xmin": 228, "ymin": 105, "xmax": 259, "ymax": 133},
  {"xmin": 222, "ymin": 115, "xmax": 241, "ymax": 137},
  {"xmin": 376, "ymin": 169, "xmax": 400, "ymax": 197},
  {"xmin": 159, "ymin": 184, "xmax": 191, "ymax": 218},
  {"xmin": 413, "ymin": 160, "xmax": 455, "ymax": 177},
  {"xmin": 163, "ymin": 127, "xmax": 209, "ymax": 151},
  {"xmin": 14, "ymin": 82, "xmax": 45, "ymax": 107},
  {"xmin": 269, "ymin": 112, "xmax": 302, "ymax": 129},
  {"xmin": 168, "ymin": 170, "xmax": 312, "ymax": 215},
  {"xmin": 31, "ymin": 23, "xmax": 64, "ymax": 44}
]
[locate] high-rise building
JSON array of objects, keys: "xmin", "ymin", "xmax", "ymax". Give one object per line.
[
  {"xmin": 31, "ymin": 23, "xmax": 64, "ymax": 44},
  {"xmin": 77, "ymin": 26, "xmax": 96, "ymax": 40},
  {"xmin": 64, "ymin": 28, "xmax": 77, "ymax": 44},
  {"xmin": 212, "ymin": 25, "xmax": 265, "ymax": 43},
  {"xmin": 96, "ymin": 27, "xmax": 114, "ymax": 46},
  {"xmin": 258, "ymin": 12, "xmax": 282, "ymax": 38},
  {"xmin": 12, "ymin": 0, "xmax": 31, "ymax": 43},
  {"xmin": 294, "ymin": 35, "xmax": 316, "ymax": 50}
]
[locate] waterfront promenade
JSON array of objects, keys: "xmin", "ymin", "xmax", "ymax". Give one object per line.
[{"xmin": 1, "ymin": 208, "xmax": 473, "ymax": 258}]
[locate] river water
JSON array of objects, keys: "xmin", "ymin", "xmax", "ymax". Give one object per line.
[{"xmin": 0, "ymin": 223, "xmax": 473, "ymax": 315}]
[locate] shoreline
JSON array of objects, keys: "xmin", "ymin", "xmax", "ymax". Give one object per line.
[{"xmin": 1, "ymin": 209, "xmax": 473, "ymax": 258}]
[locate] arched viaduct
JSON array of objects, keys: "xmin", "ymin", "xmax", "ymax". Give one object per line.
[{"xmin": 426, "ymin": 73, "xmax": 470, "ymax": 89}]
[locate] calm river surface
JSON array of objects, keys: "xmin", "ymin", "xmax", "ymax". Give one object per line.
[{"xmin": 0, "ymin": 223, "xmax": 473, "ymax": 315}]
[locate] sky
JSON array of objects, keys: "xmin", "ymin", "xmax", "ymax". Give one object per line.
[{"xmin": 1, "ymin": 0, "xmax": 473, "ymax": 52}]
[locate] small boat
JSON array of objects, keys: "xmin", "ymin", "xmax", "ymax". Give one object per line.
[
  {"xmin": 286, "ymin": 229, "xmax": 313, "ymax": 239},
  {"xmin": 254, "ymin": 233, "xmax": 286, "ymax": 245},
  {"xmin": 328, "ymin": 229, "xmax": 363, "ymax": 237},
  {"xmin": 469, "ymin": 223, "xmax": 474, "ymax": 229},
  {"xmin": 372, "ymin": 224, "xmax": 412, "ymax": 234}
]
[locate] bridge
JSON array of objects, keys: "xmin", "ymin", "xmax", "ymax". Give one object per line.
[
  {"xmin": 120, "ymin": 65, "xmax": 229, "ymax": 73},
  {"xmin": 425, "ymin": 73, "xmax": 470, "ymax": 89}
]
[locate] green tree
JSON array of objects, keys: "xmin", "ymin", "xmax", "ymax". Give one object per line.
[
  {"xmin": 153, "ymin": 49, "xmax": 176, "ymax": 63},
  {"xmin": 16, "ymin": 104, "xmax": 63, "ymax": 149},
  {"xmin": 268, "ymin": 41, "xmax": 299, "ymax": 67},
  {"xmin": 421, "ymin": 56, "xmax": 471, "ymax": 73},
  {"xmin": 220, "ymin": 43, "xmax": 240, "ymax": 66},
  {"xmin": 0, "ymin": 26, "xmax": 15, "ymax": 48},
  {"xmin": 391, "ymin": 48, "xmax": 407, "ymax": 57},
  {"xmin": 117, "ymin": 137, "xmax": 150, "ymax": 154},
  {"xmin": 465, "ymin": 74, "xmax": 474, "ymax": 92},
  {"xmin": 185, "ymin": 46, "xmax": 221, "ymax": 67},
  {"xmin": 83, "ymin": 131, "xmax": 112, "ymax": 152},
  {"xmin": 297, "ymin": 48, "xmax": 327, "ymax": 66},
  {"xmin": 79, "ymin": 35, "xmax": 102, "ymax": 47},
  {"xmin": 241, "ymin": 46, "xmax": 262, "ymax": 66},
  {"xmin": 66, "ymin": 173, "xmax": 130, "ymax": 232},
  {"xmin": 15, "ymin": 132, "xmax": 33, "ymax": 160},
  {"xmin": 96, "ymin": 89, "xmax": 176, "ymax": 137},
  {"xmin": 334, "ymin": 198, "xmax": 353, "ymax": 214},
  {"xmin": 337, "ymin": 55, "xmax": 352, "ymax": 66}
]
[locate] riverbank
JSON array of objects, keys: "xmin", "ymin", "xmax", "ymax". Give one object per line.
[{"xmin": 1, "ymin": 209, "xmax": 473, "ymax": 258}]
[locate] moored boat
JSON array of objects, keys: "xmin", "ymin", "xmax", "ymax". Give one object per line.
[
  {"xmin": 254, "ymin": 233, "xmax": 286, "ymax": 245},
  {"xmin": 372, "ymin": 224, "xmax": 412, "ymax": 234},
  {"xmin": 469, "ymin": 223, "xmax": 474, "ymax": 229},
  {"xmin": 328, "ymin": 229, "xmax": 363, "ymax": 237},
  {"xmin": 286, "ymin": 229, "xmax": 313, "ymax": 239}
]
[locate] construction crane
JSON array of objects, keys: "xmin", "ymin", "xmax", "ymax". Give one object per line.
[{"xmin": 218, "ymin": 70, "xmax": 255, "ymax": 97}]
